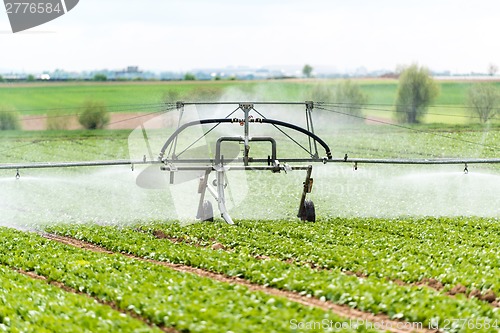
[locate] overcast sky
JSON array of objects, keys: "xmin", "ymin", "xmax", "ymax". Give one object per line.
[{"xmin": 1, "ymin": 0, "xmax": 499, "ymax": 73}]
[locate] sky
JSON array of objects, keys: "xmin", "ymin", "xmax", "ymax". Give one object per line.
[{"xmin": 1, "ymin": 0, "xmax": 500, "ymax": 73}]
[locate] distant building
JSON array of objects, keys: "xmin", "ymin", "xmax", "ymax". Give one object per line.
[{"xmin": 126, "ymin": 66, "xmax": 139, "ymax": 73}]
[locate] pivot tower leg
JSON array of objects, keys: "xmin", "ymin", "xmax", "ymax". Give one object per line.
[{"xmin": 297, "ymin": 165, "xmax": 315, "ymax": 222}]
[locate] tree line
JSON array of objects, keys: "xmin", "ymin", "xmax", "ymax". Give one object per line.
[{"xmin": 304, "ymin": 63, "xmax": 499, "ymax": 124}]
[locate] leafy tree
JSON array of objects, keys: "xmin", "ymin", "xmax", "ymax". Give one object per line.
[
  {"xmin": 310, "ymin": 80, "xmax": 368, "ymax": 121},
  {"xmin": 93, "ymin": 74, "xmax": 107, "ymax": 81},
  {"xmin": 78, "ymin": 101, "xmax": 109, "ymax": 130},
  {"xmin": 191, "ymin": 87, "xmax": 223, "ymax": 101},
  {"xmin": 0, "ymin": 75, "xmax": 4, "ymax": 82},
  {"xmin": 184, "ymin": 73, "xmax": 196, "ymax": 81},
  {"xmin": 467, "ymin": 83, "xmax": 500, "ymax": 123},
  {"xmin": 333, "ymin": 80, "xmax": 368, "ymax": 118},
  {"xmin": 395, "ymin": 64, "xmax": 439, "ymax": 123},
  {"xmin": 302, "ymin": 64, "xmax": 313, "ymax": 78},
  {"xmin": 0, "ymin": 106, "xmax": 21, "ymax": 130},
  {"xmin": 27, "ymin": 74, "xmax": 35, "ymax": 82},
  {"xmin": 163, "ymin": 90, "xmax": 181, "ymax": 105}
]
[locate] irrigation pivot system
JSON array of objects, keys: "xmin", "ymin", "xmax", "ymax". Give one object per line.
[{"xmin": 1, "ymin": 101, "xmax": 499, "ymax": 224}]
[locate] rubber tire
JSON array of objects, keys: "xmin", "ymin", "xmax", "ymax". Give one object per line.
[
  {"xmin": 201, "ymin": 200, "xmax": 214, "ymax": 222},
  {"xmin": 303, "ymin": 200, "xmax": 316, "ymax": 222}
]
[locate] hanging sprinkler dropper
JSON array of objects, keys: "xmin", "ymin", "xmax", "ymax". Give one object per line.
[
  {"xmin": 15, "ymin": 169, "xmax": 20, "ymax": 179},
  {"xmin": 464, "ymin": 163, "xmax": 469, "ymax": 174}
]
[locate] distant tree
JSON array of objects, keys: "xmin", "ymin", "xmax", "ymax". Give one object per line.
[
  {"xmin": 27, "ymin": 74, "xmax": 35, "ymax": 82},
  {"xmin": 0, "ymin": 75, "xmax": 4, "ymax": 82},
  {"xmin": 78, "ymin": 101, "xmax": 109, "ymax": 130},
  {"xmin": 191, "ymin": 87, "xmax": 223, "ymax": 101},
  {"xmin": 309, "ymin": 80, "xmax": 368, "ymax": 121},
  {"xmin": 0, "ymin": 106, "xmax": 21, "ymax": 130},
  {"xmin": 467, "ymin": 83, "xmax": 500, "ymax": 123},
  {"xmin": 163, "ymin": 90, "xmax": 181, "ymax": 105},
  {"xmin": 333, "ymin": 80, "xmax": 368, "ymax": 118},
  {"xmin": 184, "ymin": 73, "xmax": 196, "ymax": 81},
  {"xmin": 488, "ymin": 63, "xmax": 498, "ymax": 76},
  {"xmin": 93, "ymin": 74, "xmax": 107, "ymax": 81},
  {"xmin": 310, "ymin": 84, "xmax": 331, "ymax": 102},
  {"xmin": 395, "ymin": 64, "xmax": 439, "ymax": 123},
  {"xmin": 302, "ymin": 64, "xmax": 313, "ymax": 78}
]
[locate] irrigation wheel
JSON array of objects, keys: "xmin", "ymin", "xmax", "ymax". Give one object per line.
[{"xmin": 301, "ymin": 200, "xmax": 316, "ymax": 222}]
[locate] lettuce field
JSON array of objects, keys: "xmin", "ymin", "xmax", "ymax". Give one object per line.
[
  {"xmin": 0, "ymin": 217, "xmax": 499, "ymax": 332},
  {"xmin": 0, "ymin": 81, "xmax": 499, "ymax": 332}
]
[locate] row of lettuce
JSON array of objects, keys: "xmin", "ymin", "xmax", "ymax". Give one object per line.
[
  {"xmin": 44, "ymin": 221, "xmax": 500, "ymax": 333},
  {"xmin": 0, "ymin": 227, "xmax": 380, "ymax": 333},
  {"xmin": 0, "ymin": 264, "xmax": 159, "ymax": 332},
  {"xmin": 140, "ymin": 217, "xmax": 500, "ymax": 296}
]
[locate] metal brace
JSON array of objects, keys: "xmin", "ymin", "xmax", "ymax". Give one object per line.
[
  {"xmin": 196, "ymin": 169, "xmax": 211, "ymax": 220},
  {"xmin": 169, "ymin": 164, "xmax": 178, "ymax": 184}
]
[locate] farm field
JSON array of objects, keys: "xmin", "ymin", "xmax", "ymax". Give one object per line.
[
  {"xmin": 2, "ymin": 214, "xmax": 500, "ymax": 331},
  {"xmin": 0, "ymin": 130, "xmax": 499, "ymax": 331},
  {"xmin": 42, "ymin": 218, "xmax": 500, "ymax": 332},
  {"xmin": 1, "ymin": 79, "xmax": 500, "ymax": 125},
  {"xmin": 0, "ymin": 81, "xmax": 499, "ymax": 332}
]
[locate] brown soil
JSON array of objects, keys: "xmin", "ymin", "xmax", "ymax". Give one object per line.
[
  {"xmin": 469, "ymin": 289, "xmax": 482, "ymax": 299},
  {"xmin": 449, "ymin": 284, "xmax": 467, "ymax": 295},
  {"xmin": 418, "ymin": 278, "xmax": 444, "ymax": 290},
  {"xmin": 468, "ymin": 289, "xmax": 498, "ymax": 304},
  {"xmin": 21, "ymin": 112, "xmax": 176, "ymax": 131},
  {"xmin": 43, "ymin": 233, "xmax": 434, "ymax": 333},
  {"xmin": 481, "ymin": 290, "xmax": 498, "ymax": 303},
  {"xmin": 15, "ymin": 268, "xmax": 176, "ymax": 333},
  {"xmin": 210, "ymin": 242, "xmax": 225, "ymax": 250},
  {"xmin": 152, "ymin": 229, "xmax": 171, "ymax": 240}
]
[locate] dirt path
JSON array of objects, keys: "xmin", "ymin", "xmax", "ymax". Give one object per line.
[
  {"xmin": 22, "ymin": 112, "xmax": 176, "ymax": 131},
  {"xmin": 15, "ymin": 268, "xmax": 176, "ymax": 333},
  {"xmin": 43, "ymin": 233, "xmax": 435, "ymax": 333}
]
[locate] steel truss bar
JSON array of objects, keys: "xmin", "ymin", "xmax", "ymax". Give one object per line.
[
  {"xmin": 0, "ymin": 160, "xmax": 161, "ymax": 170},
  {"xmin": 334, "ymin": 158, "xmax": 500, "ymax": 165},
  {"xmin": 158, "ymin": 157, "xmax": 500, "ymax": 165},
  {"xmin": 4, "ymin": 157, "xmax": 497, "ymax": 171},
  {"xmin": 160, "ymin": 165, "xmax": 311, "ymax": 172}
]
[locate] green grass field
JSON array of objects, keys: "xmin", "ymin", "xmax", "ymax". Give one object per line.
[{"xmin": 1, "ymin": 79, "xmax": 500, "ymax": 125}]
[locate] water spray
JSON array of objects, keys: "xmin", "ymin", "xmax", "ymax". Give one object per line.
[{"xmin": 1, "ymin": 101, "xmax": 499, "ymax": 224}]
